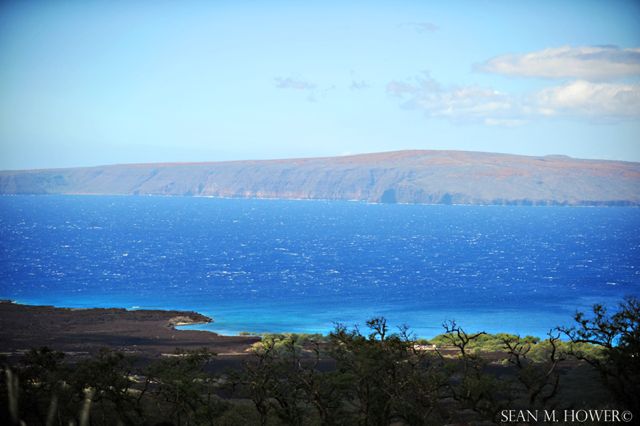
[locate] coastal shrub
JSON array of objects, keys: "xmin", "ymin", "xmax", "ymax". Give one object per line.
[
  {"xmin": 251, "ymin": 332, "xmax": 327, "ymax": 354},
  {"xmin": 435, "ymin": 321, "xmax": 508, "ymax": 420},
  {"xmin": 145, "ymin": 348, "xmax": 228, "ymax": 425},
  {"xmin": 16, "ymin": 347, "xmax": 69, "ymax": 423},
  {"xmin": 68, "ymin": 349, "xmax": 143, "ymax": 424},
  {"xmin": 2, "ymin": 348, "xmax": 145, "ymax": 426},
  {"xmin": 328, "ymin": 317, "xmax": 449, "ymax": 425},
  {"xmin": 2, "ymin": 299, "xmax": 637, "ymax": 425},
  {"xmin": 500, "ymin": 332, "xmax": 565, "ymax": 408},
  {"xmin": 558, "ymin": 296, "xmax": 640, "ymax": 413},
  {"xmin": 429, "ymin": 331, "xmax": 540, "ymax": 353},
  {"xmin": 236, "ymin": 337, "xmax": 302, "ymax": 426},
  {"xmin": 4, "ymin": 347, "xmax": 80, "ymax": 425}
]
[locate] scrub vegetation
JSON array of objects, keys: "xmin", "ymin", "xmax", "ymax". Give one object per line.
[{"xmin": 1, "ymin": 298, "xmax": 638, "ymax": 425}]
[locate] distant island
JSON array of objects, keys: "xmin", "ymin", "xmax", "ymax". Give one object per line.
[{"xmin": 1, "ymin": 150, "xmax": 639, "ymax": 206}]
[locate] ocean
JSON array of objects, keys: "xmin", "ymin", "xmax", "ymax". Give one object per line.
[{"xmin": 0, "ymin": 195, "xmax": 638, "ymax": 338}]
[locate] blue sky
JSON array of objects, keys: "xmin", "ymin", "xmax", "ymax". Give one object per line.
[{"xmin": 1, "ymin": 0, "xmax": 639, "ymax": 169}]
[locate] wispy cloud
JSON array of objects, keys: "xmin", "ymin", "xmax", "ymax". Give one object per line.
[
  {"xmin": 484, "ymin": 118, "xmax": 527, "ymax": 127},
  {"xmin": 350, "ymin": 80, "xmax": 370, "ymax": 90},
  {"xmin": 386, "ymin": 73, "xmax": 522, "ymax": 123},
  {"xmin": 387, "ymin": 73, "xmax": 640, "ymax": 124},
  {"xmin": 274, "ymin": 77, "xmax": 316, "ymax": 90},
  {"xmin": 348, "ymin": 70, "xmax": 371, "ymax": 91},
  {"xmin": 399, "ymin": 22, "xmax": 439, "ymax": 33},
  {"xmin": 478, "ymin": 45, "xmax": 640, "ymax": 80},
  {"xmin": 386, "ymin": 80, "xmax": 421, "ymax": 97}
]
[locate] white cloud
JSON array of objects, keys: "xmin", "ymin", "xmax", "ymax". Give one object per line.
[
  {"xmin": 387, "ymin": 74, "xmax": 640, "ymax": 124},
  {"xmin": 535, "ymin": 80, "xmax": 640, "ymax": 119},
  {"xmin": 479, "ymin": 46, "xmax": 640, "ymax": 80}
]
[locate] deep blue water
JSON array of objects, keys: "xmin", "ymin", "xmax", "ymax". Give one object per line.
[{"xmin": 0, "ymin": 195, "xmax": 639, "ymax": 338}]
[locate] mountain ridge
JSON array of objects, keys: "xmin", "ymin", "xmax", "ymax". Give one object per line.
[{"xmin": 1, "ymin": 150, "xmax": 639, "ymax": 206}]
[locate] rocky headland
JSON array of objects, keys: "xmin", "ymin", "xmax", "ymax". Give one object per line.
[{"xmin": 0, "ymin": 301, "xmax": 258, "ymax": 358}]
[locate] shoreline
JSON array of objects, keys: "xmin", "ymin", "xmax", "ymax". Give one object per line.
[
  {"xmin": 1, "ymin": 297, "xmax": 589, "ymax": 341},
  {"xmin": 2, "ymin": 192, "xmax": 639, "ymax": 208}
]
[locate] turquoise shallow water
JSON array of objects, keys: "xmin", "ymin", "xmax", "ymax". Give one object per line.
[{"xmin": 1, "ymin": 195, "xmax": 638, "ymax": 338}]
